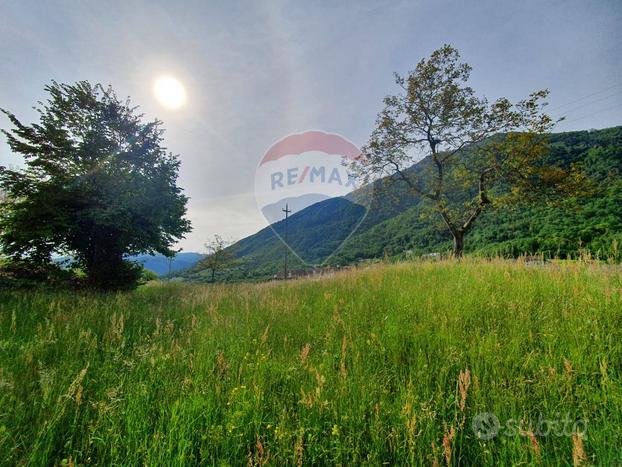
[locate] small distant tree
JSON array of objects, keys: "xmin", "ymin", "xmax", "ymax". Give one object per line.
[
  {"xmin": 0, "ymin": 81, "xmax": 191, "ymax": 289},
  {"xmin": 196, "ymin": 235, "xmax": 239, "ymax": 282},
  {"xmin": 350, "ymin": 45, "xmax": 583, "ymax": 258}
]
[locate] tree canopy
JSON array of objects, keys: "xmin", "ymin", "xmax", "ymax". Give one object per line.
[
  {"xmin": 0, "ymin": 81, "xmax": 191, "ymax": 289},
  {"xmin": 349, "ymin": 45, "xmax": 583, "ymax": 257}
]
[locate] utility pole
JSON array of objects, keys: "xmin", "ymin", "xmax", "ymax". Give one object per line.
[{"xmin": 282, "ymin": 203, "xmax": 291, "ymax": 279}]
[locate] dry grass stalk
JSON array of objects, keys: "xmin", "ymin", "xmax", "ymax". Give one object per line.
[
  {"xmin": 260, "ymin": 325, "xmax": 270, "ymax": 345},
  {"xmin": 300, "ymin": 343, "xmax": 310, "ymax": 365},
  {"xmin": 254, "ymin": 433, "xmax": 270, "ymax": 466},
  {"xmin": 110, "ymin": 313, "xmax": 125, "ymax": 344},
  {"xmin": 75, "ymin": 383, "xmax": 84, "ymax": 406},
  {"xmin": 402, "ymin": 398, "xmax": 419, "ymax": 452},
  {"xmin": 458, "ymin": 368, "xmax": 471, "ymax": 411},
  {"xmin": 339, "ymin": 335, "xmax": 348, "ymax": 379},
  {"xmin": 67, "ymin": 364, "xmax": 89, "ymax": 402},
  {"xmin": 299, "ymin": 387, "xmax": 314, "ymax": 408},
  {"xmin": 572, "ymin": 430, "xmax": 587, "ymax": 466},
  {"xmin": 520, "ymin": 429, "xmax": 541, "ymax": 458},
  {"xmin": 294, "ymin": 433, "xmax": 304, "ymax": 467},
  {"xmin": 442, "ymin": 425, "xmax": 455, "ymax": 466},
  {"xmin": 430, "ymin": 441, "xmax": 440, "ymax": 467},
  {"xmin": 564, "ymin": 359, "xmax": 573, "ymax": 380},
  {"xmin": 216, "ymin": 351, "xmax": 228, "ymax": 378}
]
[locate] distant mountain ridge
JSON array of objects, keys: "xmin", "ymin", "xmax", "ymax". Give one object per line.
[{"xmin": 131, "ymin": 252, "xmax": 204, "ymax": 276}]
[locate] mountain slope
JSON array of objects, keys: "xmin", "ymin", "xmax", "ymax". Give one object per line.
[{"xmin": 184, "ymin": 126, "xmax": 622, "ymax": 281}]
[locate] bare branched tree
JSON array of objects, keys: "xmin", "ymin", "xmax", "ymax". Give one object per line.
[
  {"xmin": 196, "ymin": 234, "xmax": 238, "ymax": 282},
  {"xmin": 349, "ymin": 45, "xmax": 583, "ymax": 257}
]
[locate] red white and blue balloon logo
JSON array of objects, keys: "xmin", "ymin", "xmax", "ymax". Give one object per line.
[{"xmin": 254, "ymin": 130, "xmax": 372, "ymax": 265}]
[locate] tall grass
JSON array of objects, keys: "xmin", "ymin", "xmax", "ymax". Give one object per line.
[{"xmin": 1, "ymin": 259, "xmax": 621, "ymax": 465}]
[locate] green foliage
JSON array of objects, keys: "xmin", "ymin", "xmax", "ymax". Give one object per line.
[
  {"xmin": 0, "ymin": 81, "xmax": 191, "ymax": 290},
  {"xmin": 0, "ymin": 259, "xmax": 78, "ymax": 290},
  {"xmin": 1, "ymin": 260, "xmax": 620, "ymax": 464},
  {"xmin": 139, "ymin": 267, "xmax": 159, "ymax": 283}
]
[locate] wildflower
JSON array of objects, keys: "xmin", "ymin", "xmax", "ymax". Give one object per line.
[{"xmin": 331, "ymin": 424, "xmax": 340, "ymax": 437}]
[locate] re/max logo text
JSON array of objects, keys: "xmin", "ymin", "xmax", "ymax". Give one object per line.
[{"xmin": 271, "ymin": 166, "xmax": 356, "ymax": 190}]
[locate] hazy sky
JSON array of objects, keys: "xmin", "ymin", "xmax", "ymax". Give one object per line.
[{"xmin": 1, "ymin": 0, "xmax": 621, "ymax": 252}]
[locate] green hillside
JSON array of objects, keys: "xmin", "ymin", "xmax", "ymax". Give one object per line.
[
  {"xmin": 336, "ymin": 126, "xmax": 622, "ymax": 261},
  {"xmin": 182, "ymin": 126, "xmax": 621, "ymax": 281}
]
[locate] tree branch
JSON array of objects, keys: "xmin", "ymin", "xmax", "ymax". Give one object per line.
[{"xmin": 462, "ymin": 167, "xmax": 493, "ymax": 232}]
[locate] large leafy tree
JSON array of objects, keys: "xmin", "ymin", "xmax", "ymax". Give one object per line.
[
  {"xmin": 350, "ymin": 45, "xmax": 581, "ymax": 257},
  {"xmin": 0, "ymin": 81, "xmax": 191, "ymax": 288}
]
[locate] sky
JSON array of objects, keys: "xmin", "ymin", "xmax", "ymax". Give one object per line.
[{"xmin": 1, "ymin": 0, "xmax": 621, "ymax": 252}]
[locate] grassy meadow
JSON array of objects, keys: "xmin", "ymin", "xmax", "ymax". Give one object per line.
[{"xmin": 1, "ymin": 259, "xmax": 621, "ymax": 465}]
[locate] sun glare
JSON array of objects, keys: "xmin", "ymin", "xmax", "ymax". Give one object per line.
[{"xmin": 153, "ymin": 76, "xmax": 186, "ymax": 110}]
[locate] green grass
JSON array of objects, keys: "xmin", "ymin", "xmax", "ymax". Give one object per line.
[{"xmin": 1, "ymin": 259, "xmax": 621, "ymax": 465}]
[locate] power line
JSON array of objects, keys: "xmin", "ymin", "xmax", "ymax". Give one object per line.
[
  {"xmin": 551, "ymin": 89, "xmax": 622, "ymax": 120},
  {"xmin": 556, "ymin": 103, "xmax": 621, "ymax": 126},
  {"xmin": 546, "ymin": 83, "xmax": 622, "ymax": 114}
]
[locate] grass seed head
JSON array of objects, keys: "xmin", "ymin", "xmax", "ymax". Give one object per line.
[
  {"xmin": 572, "ymin": 430, "xmax": 587, "ymax": 466},
  {"xmin": 300, "ymin": 343, "xmax": 310, "ymax": 365},
  {"xmin": 458, "ymin": 368, "xmax": 471, "ymax": 411},
  {"xmin": 520, "ymin": 429, "xmax": 541, "ymax": 458}
]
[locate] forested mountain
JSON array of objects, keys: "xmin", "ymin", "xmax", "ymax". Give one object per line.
[{"xmin": 182, "ymin": 126, "xmax": 622, "ymax": 281}]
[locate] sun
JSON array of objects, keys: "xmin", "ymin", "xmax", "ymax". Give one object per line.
[{"xmin": 153, "ymin": 76, "xmax": 186, "ymax": 110}]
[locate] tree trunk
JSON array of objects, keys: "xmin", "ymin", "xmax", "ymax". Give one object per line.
[
  {"xmin": 452, "ymin": 231, "xmax": 464, "ymax": 259},
  {"xmin": 85, "ymin": 249, "xmax": 133, "ymax": 289}
]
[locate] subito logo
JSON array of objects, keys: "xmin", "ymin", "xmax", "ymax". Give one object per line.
[{"xmin": 254, "ymin": 130, "xmax": 371, "ymax": 265}]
